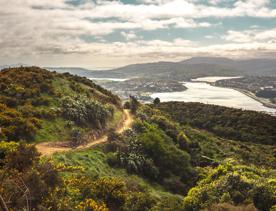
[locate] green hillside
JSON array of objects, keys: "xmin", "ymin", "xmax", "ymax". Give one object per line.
[
  {"xmin": 0, "ymin": 67, "xmax": 122, "ymax": 143},
  {"xmin": 51, "ymin": 102, "xmax": 275, "ymax": 210},
  {"xmin": 152, "ymin": 102, "xmax": 276, "ymax": 145},
  {"xmin": 0, "ymin": 70, "xmax": 275, "ymax": 211}
]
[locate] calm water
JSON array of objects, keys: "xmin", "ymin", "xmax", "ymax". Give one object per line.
[
  {"xmin": 89, "ymin": 77, "xmax": 129, "ymax": 82},
  {"xmin": 151, "ymin": 77, "xmax": 276, "ymax": 115},
  {"xmin": 192, "ymin": 76, "xmax": 242, "ymax": 83}
]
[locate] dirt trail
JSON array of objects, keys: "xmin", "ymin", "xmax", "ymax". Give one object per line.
[{"xmin": 36, "ymin": 109, "xmax": 133, "ymax": 156}]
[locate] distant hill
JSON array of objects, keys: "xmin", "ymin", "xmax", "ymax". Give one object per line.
[
  {"xmin": 2, "ymin": 57, "xmax": 276, "ymax": 80},
  {"xmin": 45, "ymin": 67, "xmax": 96, "ymax": 77},
  {"xmin": 0, "ymin": 63, "xmax": 29, "ymax": 70},
  {"xmin": 182, "ymin": 57, "xmax": 276, "ymax": 76},
  {"xmin": 1, "ymin": 66, "xmax": 98, "ymax": 78},
  {"xmin": 88, "ymin": 57, "xmax": 276, "ymax": 80}
]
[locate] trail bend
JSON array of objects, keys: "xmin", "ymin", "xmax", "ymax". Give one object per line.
[{"xmin": 36, "ymin": 109, "xmax": 133, "ymax": 156}]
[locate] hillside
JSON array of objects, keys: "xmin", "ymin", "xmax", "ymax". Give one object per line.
[
  {"xmin": 0, "ymin": 71, "xmax": 275, "ymax": 211},
  {"xmin": 0, "ymin": 67, "xmax": 122, "ymax": 144},
  {"xmin": 51, "ymin": 102, "xmax": 275, "ymax": 210},
  {"xmin": 88, "ymin": 57, "xmax": 276, "ymax": 80},
  {"xmin": 152, "ymin": 102, "xmax": 276, "ymax": 145}
]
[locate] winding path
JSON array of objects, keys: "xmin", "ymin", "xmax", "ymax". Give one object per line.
[{"xmin": 36, "ymin": 109, "xmax": 133, "ymax": 156}]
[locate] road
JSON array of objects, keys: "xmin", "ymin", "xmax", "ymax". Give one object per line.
[{"xmin": 36, "ymin": 109, "xmax": 133, "ymax": 156}]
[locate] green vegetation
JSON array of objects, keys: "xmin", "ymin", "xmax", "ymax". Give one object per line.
[
  {"xmin": 0, "ymin": 142, "xmax": 60, "ymax": 210},
  {"xmin": 1, "ymin": 69, "xmax": 276, "ymax": 210},
  {"xmin": 152, "ymin": 102, "xmax": 276, "ymax": 145},
  {"xmin": 0, "ymin": 67, "xmax": 121, "ymax": 143},
  {"xmin": 184, "ymin": 161, "xmax": 276, "ymax": 211},
  {"xmin": 182, "ymin": 126, "xmax": 276, "ymax": 168}
]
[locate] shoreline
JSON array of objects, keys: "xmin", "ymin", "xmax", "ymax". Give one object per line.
[
  {"xmin": 233, "ymin": 88, "xmax": 276, "ymax": 109},
  {"xmin": 208, "ymin": 81, "xmax": 276, "ymax": 110}
]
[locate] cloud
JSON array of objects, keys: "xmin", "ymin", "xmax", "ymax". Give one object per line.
[
  {"xmin": 224, "ymin": 28, "xmax": 276, "ymax": 43},
  {"xmin": 0, "ymin": 0, "xmax": 276, "ymax": 67},
  {"xmin": 121, "ymin": 31, "xmax": 138, "ymax": 40}
]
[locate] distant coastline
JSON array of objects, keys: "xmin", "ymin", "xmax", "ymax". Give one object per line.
[
  {"xmin": 210, "ymin": 81, "xmax": 276, "ymax": 110},
  {"xmin": 233, "ymin": 88, "xmax": 276, "ymax": 110}
]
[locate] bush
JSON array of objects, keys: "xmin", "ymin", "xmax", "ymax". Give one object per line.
[
  {"xmin": 183, "ymin": 162, "xmax": 276, "ymax": 211},
  {"xmin": 253, "ymin": 185, "xmax": 276, "ymax": 211},
  {"xmin": 129, "ymin": 96, "xmax": 140, "ymax": 114},
  {"xmin": 0, "ymin": 143, "xmax": 60, "ymax": 210},
  {"xmin": 70, "ymin": 128, "xmax": 85, "ymax": 147},
  {"xmin": 61, "ymin": 96, "xmax": 112, "ymax": 128},
  {"xmin": 124, "ymin": 101, "xmax": 131, "ymax": 109},
  {"xmin": 0, "ymin": 104, "xmax": 41, "ymax": 141},
  {"xmin": 123, "ymin": 192, "xmax": 157, "ymax": 211}
]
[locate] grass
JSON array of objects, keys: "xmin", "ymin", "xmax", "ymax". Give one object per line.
[
  {"xmin": 53, "ymin": 147, "xmax": 126, "ymax": 178},
  {"xmin": 52, "ymin": 146, "xmax": 180, "ymax": 199},
  {"xmin": 52, "ymin": 78, "xmax": 75, "ymax": 97},
  {"xmin": 183, "ymin": 126, "xmax": 276, "ymax": 168},
  {"xmin": 34, "ymin": 118, "xmax": 73, "ymax": 143},
  {"xmin": 33, "ymin": 77, "xmax": 123, "ymax": 143},
  {"xmin": 107, "ymin": 109, "xmax": 123, "ymax": 129},
  {"xmin": 34, "ymin": 108, "xmax": 123, "ymax": 143}
]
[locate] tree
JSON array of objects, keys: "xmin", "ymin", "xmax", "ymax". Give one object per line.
[
  {"xmin": 129, "ymin": 96, "xmax": 139, "ymax": 114},
  {"xmin": 124, "ymin": 101, "xmax": 131, "ymax": 109},
  {"xmin": 153, "ymin": 97, "xmax": 160, "ymax": 105}
]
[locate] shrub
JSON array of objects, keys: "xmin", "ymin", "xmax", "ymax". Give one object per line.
[
  {"xmin": 61, "ymin": 96, "xmax": 112, "ymax": 128},
  {"xmin": 70, "ymin": 128, "xmax": 85, "ymax": 147},
  {"xmin": 123, "ymin": 192, "xmax": 156, "ymax": 211},
  {"xmin": 0, "ymin": 143, "xmax": 60, "ymax": 210},
  {"xmin": 253, "ymin": 184, "xmax": 276, "ymax": 211},
  {"xmin": 183, "ymin": 162, "xmax": 276, "ymax": 211}
]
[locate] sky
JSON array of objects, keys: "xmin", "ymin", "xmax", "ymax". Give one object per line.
[{"xmin": 0, "ymin": 0, "xmax": 276, "ymax": 69}]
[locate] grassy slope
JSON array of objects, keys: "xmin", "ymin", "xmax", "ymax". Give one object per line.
[
  {"xmin": 51, "ymin": 104, "xmax": 275, "ymax": 210},
  {"xmin": 52, "ymin": 146, "xmax": 180, "ymax": 199},
  {"xmin": 50, "ymin": 102, "xmax": 275, "ymax": 210},
  {"xmin": 35, "ymin": 78, "xmax": 123, "ymax": 143},
  {"xmin": 183, "ymin": 126, "xmax": 276, "ymax": 168},
  {"xmin": 152, "ymin": 102, "xmax": 276, "ymax": 145},
  {"xmin": 0, "ymin": 67, "xmax": 122, "ymax": 143}
]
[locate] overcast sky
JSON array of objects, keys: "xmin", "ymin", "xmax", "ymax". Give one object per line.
[{"xmin": 0, "ymin": 0, "xmax": 276, "ymax": 69}]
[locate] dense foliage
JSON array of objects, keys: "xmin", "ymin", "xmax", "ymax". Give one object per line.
[
  {"xmin": 105, "ymin": 105, "xmax": 198, "ymax": 195},
  {"xmin": 104, "ymin": 103, "xmax": 276, "ymax": 210},
  {"xmin": 61, "ymin": 96, "xmax": 113, "ymax": 128},
  {"xmin": 0, "ymin": 142, "xmax": 61, "ymax": 210},
  {"xmin": 184, "ymin": 160, "xmax": 276, "ymax": 211},
  {"xmin": 0, "ymin": 67, "xmax": 121, "ymax": 143},
  {"xmin": 0, "ymin": 103, "xmax": 41, "ymax": 141},
  {"xmin": 1, "ymin": 141, "xmax": 184, "ymax": 211},
  {"xmin": 152, "ymin": 102, "xmax": 276, "ymax": 145}
]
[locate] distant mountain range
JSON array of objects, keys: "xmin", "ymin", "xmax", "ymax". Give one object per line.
[
  {"xmin": 0, "ymin": 65, "xmax": 96, "ymax": 78},
  {"xmin": 1, "ymin": 57, "xmax": 276, "ymax": 80},
  {"xmin": 0, "ymin": 63, "xmax": 29, "ymax": 70},
  {"xmin": 45, "ymin": 67, "xmax": 96, "ymax": 77},
  {"xmin": 88, "ymin": 57, "xmax": 276, "ymax": 80}
]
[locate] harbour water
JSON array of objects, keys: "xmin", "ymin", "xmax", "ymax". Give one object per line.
[{"xmin": 151, "ymin": 77, "xmax": 276, "ymax": 115}]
